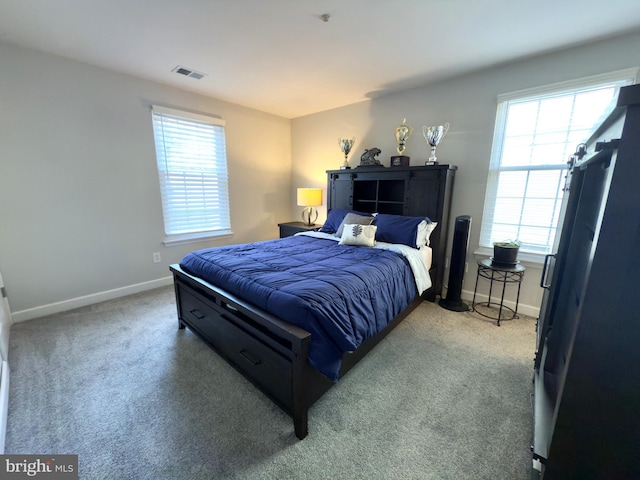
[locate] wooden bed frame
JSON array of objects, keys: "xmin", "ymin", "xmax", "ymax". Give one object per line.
[
  {"xmin": 171, "ymin": 264, "xmax": 426, "ymax": 439},
  {"xmin": 170, "ymin": 165, "xmax": 456, "ymax": 439}
]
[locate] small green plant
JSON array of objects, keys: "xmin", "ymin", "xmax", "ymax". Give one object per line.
[
  {"xmin": 493, "ymin": 240, "xmax": 521, "ymax": 265},
  {"xmin": 493, "ymin": 240, "xmax": 522, "ymax": 248}
]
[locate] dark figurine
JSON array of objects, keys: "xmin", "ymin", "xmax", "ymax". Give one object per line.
[{"xmin": 359, "ymin": 148, "xmax": 382, "ymax": 166}]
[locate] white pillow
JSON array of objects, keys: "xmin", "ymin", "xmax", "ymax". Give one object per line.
[
  {"xmin": 335, "ymin": 213, "xmax": 374, "ymax": 237},
  {"xmin": 339, "ymin": 224, "xmax": 377, "ymax": 247},
  {"xmin": 417, "ymin": 221, "xmax": 438, "ymax": 247}
]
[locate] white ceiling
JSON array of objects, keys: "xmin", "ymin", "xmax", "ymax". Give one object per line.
[{"xmin": 2, "ymin": 0, "xmax": 640, "ymax": 118}]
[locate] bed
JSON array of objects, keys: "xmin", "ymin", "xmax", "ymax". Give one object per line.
[{"xmin": 170, "ymin": 165, "xmax": 455, "ymax": 439}]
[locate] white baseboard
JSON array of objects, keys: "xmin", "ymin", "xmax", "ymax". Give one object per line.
[
  {"xmin": 460, "ymin": 288, "xmax": 540, "ymax": 319},
  {"xmin": 10, "ymin": 276, "xmax": 540, "ymax": 323},
  {"xmin": 0, "ymin": 360, "xmax": 9, "ymax": 454},
  {"xmin": 12, "ymin": 276, "xmax": 174, "ymax": 323}
]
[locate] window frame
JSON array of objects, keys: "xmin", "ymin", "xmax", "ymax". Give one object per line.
[
  {"xmin": 151, "ymin": 105, "xmax": 232, "ymax": 246},
  {"xmin": 478, "ymin": 69, "xmax": 637, "ymax": 263}
]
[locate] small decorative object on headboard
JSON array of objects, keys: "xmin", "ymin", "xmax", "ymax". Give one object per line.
[
  {"xmin": 423, "ymin": 123, "xmax": 450, "ymax": 165},
  {"xmin": 359, "ymin": 147, "xmax": 383, "ymax": 167},
  {"xmin": 391, "ymin": 118, "xmax": 413, "ymax": 167},
  {"xmin": 338, "ymin": 137, "xmax": 355, "ymax": 170}
]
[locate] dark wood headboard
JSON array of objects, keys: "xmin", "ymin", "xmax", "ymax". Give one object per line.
[{"xmin": 326, "ymin": 165, "xmax": 456, "ymax": 300}]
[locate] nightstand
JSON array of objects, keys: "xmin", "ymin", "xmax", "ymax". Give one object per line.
[
  {"xmin": 278, "ymin": 221, "xmax": 319, "ymax": 238},
  {"xmin": 471, "ymin": 258, "xmax": 525, "ymax": 326}
]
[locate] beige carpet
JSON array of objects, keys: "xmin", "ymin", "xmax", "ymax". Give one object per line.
[{"xmin": 6, "ymin": 286, "xmax": 536, "ymax": 479}]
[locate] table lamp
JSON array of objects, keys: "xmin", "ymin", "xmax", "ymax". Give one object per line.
[{"xmin": 297, "ymin": 188, "xmax": 322, "ymax": 226}]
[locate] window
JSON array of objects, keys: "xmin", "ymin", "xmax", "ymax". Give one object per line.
[
  {"xmin": 479, "ymin": 70, "xmax": 635, "ymax": 257},
  {"xmin": 151, "ymin": 106, "xmax": 231, "ymax": 245}
]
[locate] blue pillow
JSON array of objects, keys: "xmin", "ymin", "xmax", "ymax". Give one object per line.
[
  {"xmin": 373, "ymin": 214, "xmax": 431, "ymax": 249},
  {"xmin": 319, "ymin": 209, "xmax": 373, "ymax": 234}
]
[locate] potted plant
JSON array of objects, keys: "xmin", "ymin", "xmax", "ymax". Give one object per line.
[{"xmin": 493, "ymin": 240, "xmax": 521, "ymax": 266}]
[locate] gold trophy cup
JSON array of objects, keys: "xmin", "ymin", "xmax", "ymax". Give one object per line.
[{"xmin": 391, "ymin": 118, "xmax": 413, "ymax": 167}]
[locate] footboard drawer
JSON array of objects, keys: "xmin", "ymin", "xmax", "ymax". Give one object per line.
[{"xmin": 177, "ymin": 284, "xmax": 293, "ymax": 410}]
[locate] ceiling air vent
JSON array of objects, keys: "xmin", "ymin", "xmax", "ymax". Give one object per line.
[{"xmin": 172, "ymin": 65, "xmax": 206, "ymax": 80}]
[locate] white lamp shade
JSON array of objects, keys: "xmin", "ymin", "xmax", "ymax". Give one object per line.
[{"xmin": 296, "ymin": 188, "xmax": 322, "ymax": 207}]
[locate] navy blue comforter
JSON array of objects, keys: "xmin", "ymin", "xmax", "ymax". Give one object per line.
[{"xmin": 180, "ymin": 234, "xmax": 417, "ymax": 381}]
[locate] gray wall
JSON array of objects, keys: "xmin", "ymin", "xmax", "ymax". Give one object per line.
[
  {"xmin": 0, "ymin": 43, "xmax": 292, "ymax": 319},
  {"xmin": 3, "ymin": 31, "xmax": 639, "ymax": 321},
  {"xmin": 291, "ymin": 30, "xmax": 640, "ymax": 317}
]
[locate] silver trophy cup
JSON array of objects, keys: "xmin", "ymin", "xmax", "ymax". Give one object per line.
[
  {"xmin": 422, "ymin": 123, "xmax": 450, "ymax": 165},
  {"xmin": 338, "ymin": 137, "xmax": 355, "ymax": 169}
]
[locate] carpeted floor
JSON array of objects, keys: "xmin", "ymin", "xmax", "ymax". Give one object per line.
[{"xmin": 6, "ymin": 286, "xmax": 536, "ymax": 479}]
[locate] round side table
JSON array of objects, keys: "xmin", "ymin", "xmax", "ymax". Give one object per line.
[{"xmin": 472, "ymin": 258, "xmax": 525, "ymax": 326}]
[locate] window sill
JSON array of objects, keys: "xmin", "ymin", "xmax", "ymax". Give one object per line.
[
  {"xmin": 163, "ymin": 230, "xmax": 233, "ymax": 247},
  {"xmin": 474, "ymin": 246, "xmax": 547, "ymax": 268}
]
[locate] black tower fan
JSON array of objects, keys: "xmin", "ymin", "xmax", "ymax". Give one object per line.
[{"xmin": 440, "ymin": 215, "xmax": 471, "ymax": 312}]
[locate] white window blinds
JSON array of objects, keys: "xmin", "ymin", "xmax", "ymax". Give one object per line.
[
  {"xmin": 479, "ymin": 70, "xmax": 635, "ymax": 256},
  {"xmin": 151, "ymin": 106, "xmax": 231, "ymax": 243}
]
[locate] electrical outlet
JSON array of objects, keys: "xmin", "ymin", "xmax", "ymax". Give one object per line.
[
  {"xmin": 153, "ymin": 252, "xmax": 161, "ymax": 263},
  {"xmin": 465, "ymin": 262, "xmax": 468, "ymax": 273}
]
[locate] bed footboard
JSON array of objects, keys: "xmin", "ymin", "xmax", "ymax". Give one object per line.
[
  {"xmin": 171, "ymin": 265, "xmax": 316, "ymax": 439},
  {"xmin": 170, "ymin": 264, "xmax": 423, "ymax": 439}
]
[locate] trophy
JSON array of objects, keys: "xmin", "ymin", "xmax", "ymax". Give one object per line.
[
  {"xmin": 338, "ymin": 137, "xmax": 355, "ymax": 170},
  {"xmin": 391, "ymin": 118, "xmax": 413, "ymax": 167},
  {"xmin": 422, "ymin": 123, "xmax": 450, "ymax": 165}
]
